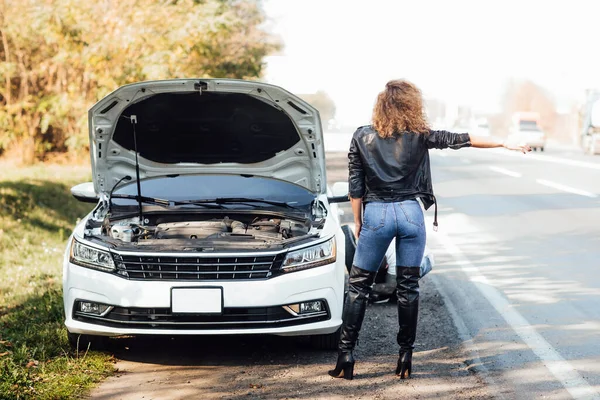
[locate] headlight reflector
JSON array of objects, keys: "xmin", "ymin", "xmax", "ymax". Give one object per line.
[
  {"xmin": 282, "ymin": 238, "xmax": 336, "ymax": 272},
  {"xmin": 284, "ymin": 300, "xmax": 325, "ymax": 316},
  {"xmin": 70, "ymin": 239, "xmax": 115, "ymax": 272},
  {"xmin": 79, "ymin": 301, "xmax": 112, "ymax": 316}
]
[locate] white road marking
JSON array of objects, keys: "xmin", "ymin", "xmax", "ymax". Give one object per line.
[
  {"xmin": 429, "ymin": 222, "xmax": 600, "ymax": 400},
  {"xmin": 536, "ymin": 179, "xmax": 598, "ymax": 198},
  {"xmin": 429, "ymin": 273, "xmax": 506, "ymax": 399},
  {"xmin": 489, "ymin": 166, "xmax": 522, "ymax": 178},
  {"xmin": 461, "ymin": 158, "xmax": 472, "ymax": 164}
]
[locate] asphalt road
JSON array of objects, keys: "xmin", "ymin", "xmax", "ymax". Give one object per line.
[
  {"xmin": 89, "ymin": 134, "xmax": 600, "ymax": 400},
  {"xmin": 327, "ymin": 132, "xmax": 600, "ymax": 399},
  {"xmin": 421, "ymin": 142, "xmax": 600, "ymax": 400}
]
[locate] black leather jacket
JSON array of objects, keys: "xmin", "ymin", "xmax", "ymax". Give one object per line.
[{"xmin": 348, "ymin": 125, "xmax": 471, "ymax": 227}]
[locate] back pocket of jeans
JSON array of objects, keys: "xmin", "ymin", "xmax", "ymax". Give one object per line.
[
  {"xmin": 399, "ymin": 201, "xmax": 424, "ymax": 227},
  {"xmin": 363, "ymin": 204, "xmax": 386, "ymax": 231}
]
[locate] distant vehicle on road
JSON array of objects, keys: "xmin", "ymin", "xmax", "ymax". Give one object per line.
[
  {"xmin": 580, "ymin": 91, "xmax": 600, "ymax": 155},
  {"xmin": 508, "ymin": 112, "xmax": 546, "ymax": 152},
  {"xmin": 473, "ymin": 118, "xmax": 491, "ymax": 136}
]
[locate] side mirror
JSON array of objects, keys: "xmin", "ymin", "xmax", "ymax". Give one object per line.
[
  {"xmin": 71, "ymin": 182, "xmax": 99, "ymax": 203},
  {"xmin": 328, "ymin": 181, "xmax": 350, "ymax": 203}
]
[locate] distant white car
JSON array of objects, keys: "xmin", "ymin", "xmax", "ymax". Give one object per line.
[
  {"xmin": 473, "ymin": 122, "xmax": 491, "ymax": 137},
  {"xmin": 508, "ymin": 120, "xmax": 546, "ymax": 151},
  {"xmin": 63, "ymin": 79, "xmax": 350, "ymax": 350}
]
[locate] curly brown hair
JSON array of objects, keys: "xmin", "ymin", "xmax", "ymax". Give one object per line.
[{"xmin": 372, "ymin": 80, "xmax": 429, "ymax": 137}]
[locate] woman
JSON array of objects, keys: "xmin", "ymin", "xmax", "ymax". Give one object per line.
[{"xmin": 328, "ymin": 80, "xmax": 530, "ymax": 380}]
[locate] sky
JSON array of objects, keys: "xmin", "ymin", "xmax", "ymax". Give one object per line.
[{"xmin": 261, "ymin": 0, "xmax": 600, "ymax": 127}]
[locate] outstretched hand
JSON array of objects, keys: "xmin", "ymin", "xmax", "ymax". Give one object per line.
[{"xmin": 503, "ymin": 142, "xmax": 532, "ymax": 153}]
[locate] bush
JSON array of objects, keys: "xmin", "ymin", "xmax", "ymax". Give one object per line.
[{"xmin": 0, "ymin": 0, "xmax": 280, "ymax": 163}]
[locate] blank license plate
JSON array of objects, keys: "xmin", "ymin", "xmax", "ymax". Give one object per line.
[{"xmin": 171, "ymin": 288, "xmax": 222, "ymax": 314}]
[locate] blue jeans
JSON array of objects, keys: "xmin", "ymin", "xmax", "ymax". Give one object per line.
[{"xmin": 353, "ymin": 200, "xmax": 426, "ymax": 272}]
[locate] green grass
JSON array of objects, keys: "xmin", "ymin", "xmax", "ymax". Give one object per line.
[{"xmin": 0, "ymin": 163, "xmax": 115, "ymax": 399}]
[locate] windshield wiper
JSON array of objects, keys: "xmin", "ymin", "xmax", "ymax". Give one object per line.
[
  {"xmin": 111, "ymin": 194, "xmax": 226, "ymax": 209},
  {"xmin": 177, "ymin": 197, "xmax": 304, "ymax": 211},
  {"xmin": 111, "ymin": 194, "xmax": 171, "ymax": 207},
  {"xmin": 171, "ymin": 199, "xmax": 226, "ymax": 209}
]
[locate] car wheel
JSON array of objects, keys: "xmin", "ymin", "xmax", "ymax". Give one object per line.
[
  {"xmin": 310, "ymin": 327, "xmax": 341, "ymax": 350},
  {"xmin": 67, "ymin": 331, "xmax": 109, "ymax": 352},
  {"xmin": 540, "ymin": 146, "xmax": 545, "ymax": 152},
  {"xmin": 533, "ymin": 147, "xmax": 537, "ymax": 151},
  {"xmin": 341, "ymin": 225, "xmax": 356, "ymax": 273}
]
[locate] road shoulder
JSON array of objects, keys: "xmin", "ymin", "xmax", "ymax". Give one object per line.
[{"xmin": 88, "ymin": 277, "xmax": 492, "ymax": 400}]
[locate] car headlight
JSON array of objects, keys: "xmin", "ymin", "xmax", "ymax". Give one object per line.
[
  {"xmin": 282, "ymin": 238, "xmax": 336, "ymax": 272},
  {"xmin": 69, "ymin": 238, "xmax": 115, "ymax": 272}
]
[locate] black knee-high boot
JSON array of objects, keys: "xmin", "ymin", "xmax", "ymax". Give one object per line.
[
  {"xmin": 395, "ymin": 266, "xmax": 420, "ymax": 379},
  {"xmin": 328, "ymin": 265, "xmax": 377, "ymax": 380}
]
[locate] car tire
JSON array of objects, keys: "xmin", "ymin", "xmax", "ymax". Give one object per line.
[
  {"xmin": 341, "ymin": 225, "xmax": 356, "ymax": 273},
  {"xmin": 310, "ymin": 327, "xmax": 341, "ymax": 350},
  {"xmin": 67, "ymin": 331, "xmax": 109, "ymax": 352},
  {"xmin": 540, "ymin": 146, "xmax": 545, "ymax": 152}
]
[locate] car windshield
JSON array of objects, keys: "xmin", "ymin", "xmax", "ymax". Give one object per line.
[
  {"xmin": 111, "ymin": 174, "xmax": 315, "ymax": 211},
  {"xmin": 519, "ymin": 120, "xmax": 540, "ymax": 131}
]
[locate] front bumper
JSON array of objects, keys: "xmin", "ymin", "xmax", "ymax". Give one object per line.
[{"xmin": 63, "ymin": 256, "xmax": 345, "ymax": 337}]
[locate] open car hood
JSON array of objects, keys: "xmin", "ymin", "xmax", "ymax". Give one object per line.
[{"xmin": 88, "ymin": 79, "xmax": 326, "ymax": 196}]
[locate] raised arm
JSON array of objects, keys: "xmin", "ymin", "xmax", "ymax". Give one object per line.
[
  {"xmin": 427, "ymin": 130, "xmax": 531, "ymax": 153},
  {"xmin": 426, "ymin": 130, "xmax": 472, "ymax": 149},
  {"xmin": 470, "ymin": 135, "xmax": 531, "ymax": 153}
]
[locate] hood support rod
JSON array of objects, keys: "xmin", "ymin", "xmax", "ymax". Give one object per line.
[{"xmin": 130, "ymin": 115, "xmax": 144, "ymax": 222}]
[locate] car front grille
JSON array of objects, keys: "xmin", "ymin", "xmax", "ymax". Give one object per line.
[
  {"xmin": 73, "ymin": 303, "xmax": 330, "ymax": 330},
  {"xmin": 112, "ymin": 253, "xmax": 285, "ymax": 281}
]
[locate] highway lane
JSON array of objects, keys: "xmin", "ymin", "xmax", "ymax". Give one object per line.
[
  {"xmin": 426, "ymin": 145, "xmax": 600, "ymax": 399},
  {"xmin": 325, "ymin": 132, "xmax": 600, "ymax": 399}
]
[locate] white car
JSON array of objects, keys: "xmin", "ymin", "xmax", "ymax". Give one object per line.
[
  {"xmin": 64, "ymin": 79, "xmax": 350, "ymax": 350},
  {"xmin": 473, "ymin": 120, "xmax": 491, "ymax": 137},
  {"xmin": 507, "ymin": 119, "xmax": 546, "ymax": 151}
]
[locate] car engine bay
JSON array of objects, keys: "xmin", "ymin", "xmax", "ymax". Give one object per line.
[{"xmin": 84, "ymin": 211, "xmax": 320, "ymax": 251}]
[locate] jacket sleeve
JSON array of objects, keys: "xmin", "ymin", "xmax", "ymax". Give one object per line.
[
  {"xmin": 348, "ymin": 136, "xmax": 366, "ymax": 198},
  {"xmin": 426, "ymin": 130, "xmax": 471, "ymax": 150}
]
